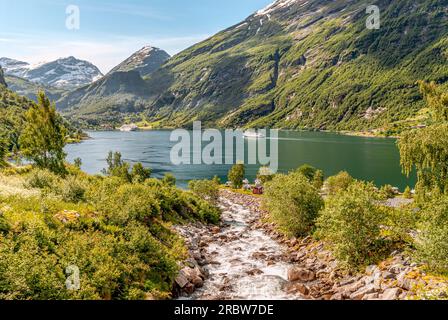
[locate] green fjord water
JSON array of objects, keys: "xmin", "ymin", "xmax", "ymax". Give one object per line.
[{"xmin": 65, "ymin": 130, "xmax": 416, "ymax": 190}]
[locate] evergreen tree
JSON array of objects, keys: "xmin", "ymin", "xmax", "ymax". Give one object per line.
[{"xmin": 19, "ymin": 92, "xmax": 67, "ymax": 174}]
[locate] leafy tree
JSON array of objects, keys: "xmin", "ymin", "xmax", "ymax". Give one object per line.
[
  {"xmin": 19, "ymin": 92, "xmax": 67, "ymax": 174},
  {"xmin": 228, "ymin": 163, "xmax": 245, "ymax": 188},
  {"xmin": 131, "ymin": 163, "xmax": 152, "ymax": 183},
  {"xmin": 325, "ymin": 171, "xmax": 354, "ymax": 195},
  {"xmin": 316, "ymin": 181, "xmax": 386, "ymax": 269},
  {"xmin": 398, "ymin": 123, "xmax": 448, "ymax": 200},
  {"xmin": 102, "ymin": 151, "xmax": 131, "ymax": 182},
  {"xmin": 263, "ymin": 171, "xmax": 323, "ymax": 236},
  {"xmin": 73, "ymin": 158, "xmax": 82, "ymax": 169},
  {"xmin": 415, "ymin": 195, "xmax": 448, "ymax": 273},
  {"xmin": 418, "ymin": 81, "xmax": 448, "ymax": 122}
]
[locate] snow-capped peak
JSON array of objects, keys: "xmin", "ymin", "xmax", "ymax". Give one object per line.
[
  {"xmin": 255, "ymin": 0, "xmax": 299, "ymax": 16},
  {"xmin": 0, "ymin": 56, "xmax": 103, "ymax": 89}
]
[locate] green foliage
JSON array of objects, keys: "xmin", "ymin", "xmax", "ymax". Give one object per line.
[
  {"xmin": 228, "ymin": 163, "xmax": 245, "ymax": 188},
  {"xmin": 73, "ymin": 158, "xmax": 82, "ymax": 169},
  {"xmin": 316, "ymin": 181, "xmax": 386, "ymax": 269},
  {"xmin": 0, "ymin": 137, "xmax": 7, "ymax": 168},
  {"xmin": 102, "ymin": 151, "xmax": 131, "ymax": 182},
  {"xmin": 379, "ymin": 184, "xmax": 396, "ymax": 200},
  {"xmin": 418, "ymin": 81, "xmax": 448, "ymax": 122},
  {"xmin": 19, "ymin": 92, "xmax": 67, "ymax": 174},
  {"xmin": 263, "ymin": 171, "xmax": 324, "ymax": 237},
  {"xmin": 403, "ymin": 186, "xmax": 413, "ymax": 199},
  {"xmin": 189, "ymin": 179, "xmax": 220, "ymax": 204},
  {"xmin": 161, "ymin": 173, "xmax": 176, "ymax": 186},
  {"xmin": 24, "ymin": 168, "xmax": 59, "ymax": 190},
  {"xmin": 312, "ymin": 169, "xmax": 324, "ymax": 190},
  {"xmin": 131, "ymin": 163, "xmax": 151, "ymax": 183},
  {"xmin": 0, "ymin": 159, "xmax": 221, "ymax": 299},
  {"xmin": 56, "ymin": 176, "xmax": 86, "ymax": 203},
  {"xmin": 256, "ymin": 166, "xmax": 274, "ymax": 184},
  {"xmin": 296, "ymin": 164, "xmax": 318, "ymax": 182},
  {"xmin": 324, "ymin": 171, "xmax": 354, "ymax": 195},
  {"xmin": 415, "ymin": 195, "xmax": 448, "ymax": 273}
]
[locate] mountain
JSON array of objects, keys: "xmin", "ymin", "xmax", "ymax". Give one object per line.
[
  {"xmin": 57, "ymin": 46, "xmax": 169, "ymax": 125},
  {"xmin": 134, "ymin": 0, "xmax": 445, "ymax": 130},
  {"xmin": 4, "ymin": 75, "xmax": 65, "ymax": 102},
  {"xmin": 108, "ymin": 46, "xmax": 170, "ymax": 77},
  {"xmin": 0, "ymin": 57, "xmax": 103, "ymax": 89}
]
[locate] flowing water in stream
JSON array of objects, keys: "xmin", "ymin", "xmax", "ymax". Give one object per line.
[{"xmin": 179, "ymin": 198, "xmax": 301, "ymax": 300}]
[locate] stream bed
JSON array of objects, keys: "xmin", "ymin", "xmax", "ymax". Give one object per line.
[{"xmin": 177, "ymin": 197, "xmax": 302, "ymax": 300}]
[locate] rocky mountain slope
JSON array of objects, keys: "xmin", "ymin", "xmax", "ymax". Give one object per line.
[
  {"xmin": 56, "ymin": 46, "xmax": 169, "ymax": 125},
  {"xmin": 0, "ymin": 57, "xmax": 103, "ymax": 89},
  {"xmin": 108, "ymin": 46, "xmax": 170, "ymax": 77},
  {"xmin": 4, "ymin": 75, "xmax": 65, "ymax": 102},
  {"xmin": 138, "ymin": 0, "xmax": 446, "ymax": 130}
]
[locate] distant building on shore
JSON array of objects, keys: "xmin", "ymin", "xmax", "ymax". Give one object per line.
[{"xmin": 119, "ymin": 124, "xmax": 138, "ymax": 132}]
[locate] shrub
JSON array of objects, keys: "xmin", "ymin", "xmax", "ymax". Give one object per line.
[
  {"xmin": 312, "ymin": 170, "xmax": 324, "ymax": 190},
  {"xmin": 415, "ymin": 195, "xmax": 448, "ymax": 273},
  {"xmin": 257, "ymin": 166, "xmax": 274, "ymax": 184},
  {"xmin": 379, "ymin": 184, "xmax": 396, "ymax": 199},
  {"xmin": 131, "ymin": 163, "xmax": 151, "ymax": 183},
  {"xmin": 56, "ymin": 176, "xmax": 86, "ymax": 203},
  {"xmin": 228, "ymin": 163, "xmax": 245, "ymax": 188},
  {"xmin": 263, "ymin": 172, "xmax": 324, "ymax": 236},
  {"xmin": 296, "ymin": 164, "xmax": 318, "ymax": 181},
  {"xmin": 73, "ymin": 158, "xmax": 82, "ymax": 169},
  {"xmin": 325, "ymin": 171, "xmax": 354, "ymax": 195},
  {"xmin": 0, "ymin": 138, "xmax": 7, "ymax": 168},
  {"xmin": 189, "ymin": 179, "xmax": 220, "ymax": 204},
  {"xmin": 24, "ymin": 169, "xmax": 59, "ymax": 190},
  {"xmin": 102, "ymin": 151, "xmax": 131, "ymax": 182},
  {"xmin": 403, "ymin": 186, "xmax": 413, "ymax": 199},
  {"xmin": 161, "ymin": 173, "xmax": 176, "ymax": 186},
  {"xmin": 316, "ymin": 181, "xmax": 386, "ymax": 269}
]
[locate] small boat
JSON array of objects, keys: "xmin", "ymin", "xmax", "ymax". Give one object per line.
[
  {"xmin": 243, "ymin": 131, "xmax": 265, "ymax": 138},
  {"xmin": 119, "ymin": 124, "xmax": 138, "ymax": 132}
]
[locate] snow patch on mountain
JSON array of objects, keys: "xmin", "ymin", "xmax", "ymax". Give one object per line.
[{"xmin": 0, "ymin": 56, "xmax": 103, "ymax": 89}]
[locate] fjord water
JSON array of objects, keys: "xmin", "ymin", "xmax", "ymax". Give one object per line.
[{"xmin": 65, "ymin": 130, "xmax": 416, "ymax": 190}]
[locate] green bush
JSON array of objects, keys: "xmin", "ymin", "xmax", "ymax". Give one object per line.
[
  {"xmin": 403, "ymin": 186, "xmax": 413, "ymax": 199},
  {"xmin": 256, "ymin": 166, "xmax": 274, "ymax": 184},
  {"xmin": 131, "ymin": 163, "xmax": 152, "ymax": 183},
  {"xmin": 24, "ymin": 169, "xmax": 59, "ymax": 190},
  {"xmin": 379, "ymin": 184, "xmax": 396, "ymax": 199},
  {"xmin": 263, "ymin": 171, "xmax": 324, "ymax": 236},
  {"xmin": 228, "ymin": 163, "xmax": 245, "ymax": 188},
  {"xmin": 102, "ymin": 151, "xmax": 132, "ymax": 182},
  {"xmin": 325, "ymin": 171, "xmax": 354, "ymax": 195},
  {"xmin": 312, "ymin": 170, "xmax": 324, "ymax": 190},
  {"xmin": 296, "ymin": 164, "xmax": 318, "ymax": 181},
  {"xmin": 56, "ymin": 176, "xmax": 86, "ymax": 203},
  {"xmin": 415, "ymin": 195, "xmax": 448, "ymax": 273},
  {"xmin": 162, "ymin": 173, "xmax": 176, "ymax": 186},
  {"xmin": 189, "ymin": 179, "xmax": 220, "ymax": 204},
  {"xmin": 316, "ymin": 181, "xmax": 386, "ymax": 269}
]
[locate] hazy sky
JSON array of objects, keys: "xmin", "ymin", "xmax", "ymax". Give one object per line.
[{"xmin": 0, "ymin": 0, "xmax": 273, "ymax": 73}]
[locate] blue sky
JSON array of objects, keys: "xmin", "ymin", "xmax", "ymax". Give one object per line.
[{"xmin": 0, "ymin": 0, "xmax": 273, "ymax": 73}]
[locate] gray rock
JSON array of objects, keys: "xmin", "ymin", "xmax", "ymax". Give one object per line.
[
  {"xmin": 381, "ymin": 288, "xmax": 401, "ymax": 300},
  {"xmin": 350, "ymin": 285, "xmax": 377, "ymax": 300}
]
